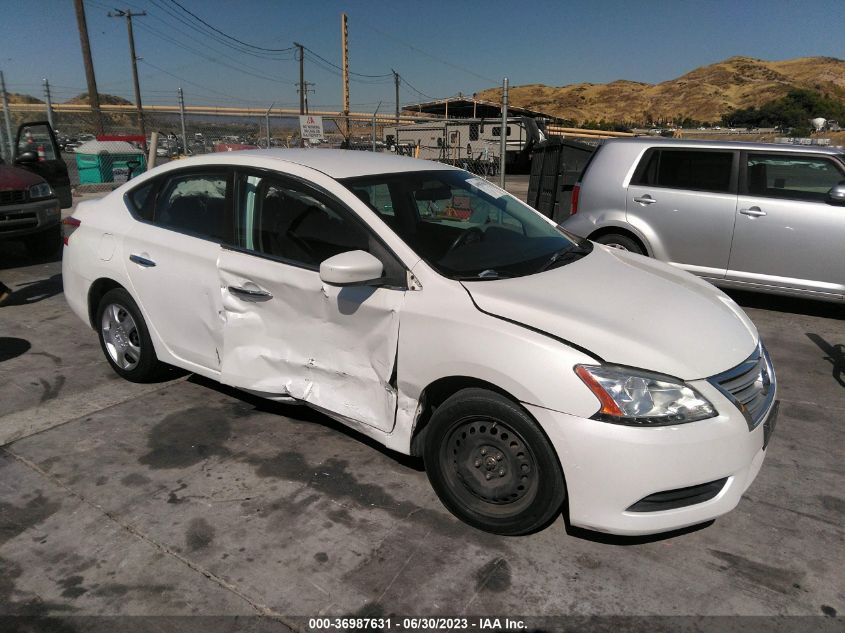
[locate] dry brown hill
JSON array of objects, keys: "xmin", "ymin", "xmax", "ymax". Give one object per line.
[
  {"xmin": 7, "ymin": 92, "xmax": 45, "ymax": 105},
  {"xmin": 477, "ymin": 56, "xmax": 845, "ymax": 125},
  {"xmin": 66, "ymin": 93, "xmax": 133, "ymax": 105}
]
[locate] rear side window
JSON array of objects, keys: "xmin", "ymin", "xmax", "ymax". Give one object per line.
[
  {"xmin": 153, "ymin": 172, "xmax": 230, "ymax": 241},
  {"xmin": 633, "ymin": 149, "xmax": 734, "ymax": 194},
  {"xmin": 127, "ymin": 181, "xmax": 155, "ymax": 221},
  {"xmin": 746, "ymin": 154, "xmax": 845, "ymax": 202}
]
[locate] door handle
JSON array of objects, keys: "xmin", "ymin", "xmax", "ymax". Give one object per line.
[
  {"xmin": 129, "ymin": 254, "xmax": 156, "ymax": 267},
  {"xmin": 739, "ymin": 207, "xmax": 767, "ymax": 217},
  {"xmin": 633, "ymin": 195, "xmax": 657, "ymax": 205},
  {"xmin": 228, "ymin": 285, "xmax": 273, "ymax": 301}
]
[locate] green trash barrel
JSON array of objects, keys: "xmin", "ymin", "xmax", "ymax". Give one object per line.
[{"xmin": 75, "ymin": 141, "xmax": 146, "ymax": 184}]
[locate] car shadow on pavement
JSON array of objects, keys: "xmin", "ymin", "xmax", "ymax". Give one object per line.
[
  {"xmin": 186, "ymin": 374, "xmax": 426, "ymax": 472},
  {"xmin": 0, "ymin": 337, "xmax": 32, "ymax": 363},
  {"xmin": 1, "ymin": 274, "xmax": 63, "ymax": 307},
  {"xmin": 806, "ymin": 332, "xmax": 845, "ymax": 388},
  {"xmin": 0, "ymin": 240, "xmax": 62, "ymax": 270},
  {"xmin": 725, "ymin": 289, "xmax": 844, "ymax": 320}
]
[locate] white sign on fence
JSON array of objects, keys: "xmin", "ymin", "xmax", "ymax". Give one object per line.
[{"xmin": 299, "ymin": 115, "xmax": 325, "ymax": 141}]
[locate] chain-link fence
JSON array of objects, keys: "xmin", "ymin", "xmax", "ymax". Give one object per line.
[{"xmin": 3, "ymin": 100, "xmax": 529, "ymax": 192}]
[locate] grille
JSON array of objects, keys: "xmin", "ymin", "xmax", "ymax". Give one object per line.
[
  {"xmin": 627, "ymin": 478, "xmax": 727, "ymax": 512},
  {"xmin": 0, "ymin": 190, "xmax": 27, "ymax": 206},
  {"xmin": 708, "ymin": 343, "xmax": 775, "ymax": 430},
  {"xmin": 0, "ymin": 211, "xmax": 38, "ymax": 232}
]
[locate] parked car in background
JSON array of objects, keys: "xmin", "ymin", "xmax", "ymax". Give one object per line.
[
  {"xmin": 562, "ymin": 138, "xmax": 845, "ymax": 302},
  {"xmin": 0, "ymin": 121, "xmax": 71, "ymax": 256},
  {"xmin": 62, "ymin": 150, "xmax": 777, "ymax": 536}
]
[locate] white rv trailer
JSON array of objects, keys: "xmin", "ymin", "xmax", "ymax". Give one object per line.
[{"xmin": 383, "ymin": 117, "xmax": 544, "ymax": 173}]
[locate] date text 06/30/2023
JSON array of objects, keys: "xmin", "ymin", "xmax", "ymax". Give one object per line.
[{"xmin": 307, "ymin": 617, "xmax": 527, "ymax": 631}]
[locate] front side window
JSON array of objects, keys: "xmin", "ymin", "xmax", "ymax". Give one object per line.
[
  {"xmin": 746, "ymin": 154, "xmax": 845, "ymax": 202},
  {"xmin": 340, "ymin": 170, "xmax": 589, "ymax": 280},
  {"xmin": 236, "ymin": 173, "xmax": 375, "ymax": 269},
  {"xmin": 634, "ymin": 149, "xmax": 733, "ymax": 194}
]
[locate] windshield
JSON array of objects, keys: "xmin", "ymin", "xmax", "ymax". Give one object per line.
[{"xmin": 340, "ymin": 169, "xmax": 590, "ymax": 279}]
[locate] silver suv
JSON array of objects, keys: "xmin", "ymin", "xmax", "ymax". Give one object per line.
[{"xmin": 561, "ymin": 138, "xmax": 845, "ymax": 302}]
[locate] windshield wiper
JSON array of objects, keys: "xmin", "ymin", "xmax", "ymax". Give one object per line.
[
  {"xmin": 537, "ymin": 244, "xmax": 591, "ymax": 273},
  {"xmin": 454, "ymin": 269, "xmax": 513, "ymax": 281}
]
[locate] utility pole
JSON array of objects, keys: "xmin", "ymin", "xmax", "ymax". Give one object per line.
[
  {"xmin": 1, "ymin": 71, "xmax": 12, "ymax": 160},
  {"xmin": 301, "ymin": 81, "xmax": 314, "ymax": 114},
  {"xmin": 265, "ymin": 102, "xmax": 274, "ymax": 149},
  {"xmin": 109, "ymin": 9, "xmax": 147, "ymax": 151},
  {"xmin": 294, "ymin": 42, "xmax": 305, "ymax": 115},
  {"xmin": 392, "ymin": 69, "xmax": 400, "ymax": 124},
  {"xmin": 73, "ymin": 0, "xmax": 104, "ymax": 135},
  {"xmin": 372, "ymin": 101, "xmax": 381, "ymax": 152},
  {"xmin": 177, "ymin": 87, "xmax": 187, "ymax": 156},
  {"xmin": 499, "ymin": 77, "xmax": 508, "ymax": 189},
  {"xmin": 43, "ymin": 78, "xmax": 55, "ymax": 129},
  {"xmin": 341, "ymin": 13, "xmax": 350, "ymax": 139}
]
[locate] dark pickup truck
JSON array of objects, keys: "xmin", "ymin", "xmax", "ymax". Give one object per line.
[{"xmin": 1, "ymin": 121, "xmax": 71, "ymax": 256}]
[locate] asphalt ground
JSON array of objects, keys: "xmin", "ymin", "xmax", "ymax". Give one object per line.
[{"xmin": 0, "ymin": 186, "xmax": 843, "ymax": 632}]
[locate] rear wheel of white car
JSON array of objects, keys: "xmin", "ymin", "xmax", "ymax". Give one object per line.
[
  {"xmin": 96, "ymin": 288, "xmax": 165, "ymax": 382},
  {"xmin": 595, "ymin": 233, "xmax": 644, "ymax": 255},
  {"xmin": 424, "ymin": 388, "xmax": 566, "ymax": 535}
]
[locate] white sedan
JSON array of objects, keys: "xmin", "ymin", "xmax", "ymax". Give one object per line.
[{"xmin": 61, "ymin": 150, "xmax": 778, "ymax": 535}]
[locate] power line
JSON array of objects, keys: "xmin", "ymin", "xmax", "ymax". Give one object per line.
[
  {"xmin": 400, "ymin": 75, "xmax": 437, "ymax": 101},
  {"xmin": 358, "ymin": 20, "xmax": 499, "ymax": 84},
  {"xmin": 134, "ymin": 22, "xmax": 296, "ymax": 85},
  {"xmin": 144, "ymin": 0, "xmax": 294, "ymax": 60},
  {"xmin": 166, "ymin": 0, "xmax": 295, "ymax": 53},
  {"xmin": 302, "ymin": 45, "xmax": 392, "ymax": 79},
  {"xmin": 138, "ymin": 59, "xmax": 276, "ymax": 104}
]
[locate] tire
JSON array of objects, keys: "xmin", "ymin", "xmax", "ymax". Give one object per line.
[
  {"xmin": 594, "ymin": 233, "xmax": 644, "ymax": 255},
  {"xmin": 24, "ymin": 225, "xmax": 61, "ymax": 258},
  {"xmin": 424, "ymin": 388, "xmax": 566, "ymax": 535},
  {"xmin": 96, "ymin": 288, "xmax": 166, "ymax": 383}
]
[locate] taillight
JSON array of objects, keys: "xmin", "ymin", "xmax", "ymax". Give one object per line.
[
  {"xmin": 62, "ymin": 216, "xmax": 81, "ymax": 245},
  {"xmin": 570, "ymin": 184, "xmax": 581, "ymax": 215}
]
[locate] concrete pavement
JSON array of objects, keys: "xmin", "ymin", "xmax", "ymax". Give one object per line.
[{"xmin": 0, "ymin": 188, "xmax": 843, "ymax": 630}]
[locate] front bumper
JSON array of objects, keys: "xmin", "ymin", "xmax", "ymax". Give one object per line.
[
  {"xmin": 526, "ymin": 379, "xmax": 777, "ymax": 536},
  {"xmin": 0, "ymin": 197, "xmax": 61, "ymax": 238}
]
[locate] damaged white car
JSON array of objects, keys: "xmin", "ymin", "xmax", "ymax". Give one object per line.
[{"xmin": 62, "ymin": 150, "xmax": 778, "ymax": 536}]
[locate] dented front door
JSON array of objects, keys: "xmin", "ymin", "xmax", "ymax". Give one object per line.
[{"xmin": 218, "ymin": 247, "xmax": 403, "ymax": 432}]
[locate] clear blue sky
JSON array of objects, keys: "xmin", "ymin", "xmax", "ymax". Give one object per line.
[{"xmin": 1, "ymin": 0, "xmax": 843, "ymax": 111}]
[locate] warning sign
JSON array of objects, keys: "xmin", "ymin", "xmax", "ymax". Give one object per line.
[{"xmin": 299, "ymin": 115, "xmax": 325, "ymax": 141}]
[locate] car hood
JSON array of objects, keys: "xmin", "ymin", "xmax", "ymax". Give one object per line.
[
  {"xmin": 0, "ymin": 165, "xmax": 46, "ymax": 191},
  {"xmin": 462, "ymin": 245, "xmax": 758, "ymax": 380}
]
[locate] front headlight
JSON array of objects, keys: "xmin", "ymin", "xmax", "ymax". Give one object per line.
[
  {"xmin": 575, "ymin": 364, "xmax": 716, "ymax": 426},
  {"xmin": 29, "ymin": 182, "xmax": 53, "ymax": 200}
]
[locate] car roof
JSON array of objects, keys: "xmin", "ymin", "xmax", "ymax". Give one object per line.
[
  {"xmin": 605, "ymin": 137, "xmax": 845, "ymax": 156},
  {"xmin": 160, "ymin": 149, "xmax": 459, "ymax": 179}
]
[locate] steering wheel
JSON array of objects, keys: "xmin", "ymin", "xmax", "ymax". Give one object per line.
[{"xmin": 446, "ymin": 226, "xmax": 484, "ymax": 254}]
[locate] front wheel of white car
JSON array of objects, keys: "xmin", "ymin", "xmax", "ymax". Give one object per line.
[
  {"xmin": 96, "ymin": 288, "xmax": 166, "ymax": 383},
  {"xmin": 424, "ymin": 388, "xmax": 566, "ymax": 535}
]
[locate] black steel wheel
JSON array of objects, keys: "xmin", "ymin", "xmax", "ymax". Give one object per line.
[{"xmin": 424, "ymin": 388, "xmax": 565, "ymax": 535}]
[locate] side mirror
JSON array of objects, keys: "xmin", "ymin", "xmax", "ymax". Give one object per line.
[
  {"xmin": 319, "ymin": 250, "xmax": 384, "ymax": 286},
  {"xmin": 826, "ymin": 182, "xmax": 845, "ymax": 206},
  {"xmin": 15, "ymin": 151, "xmax": 39, "ymax": 164}
]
